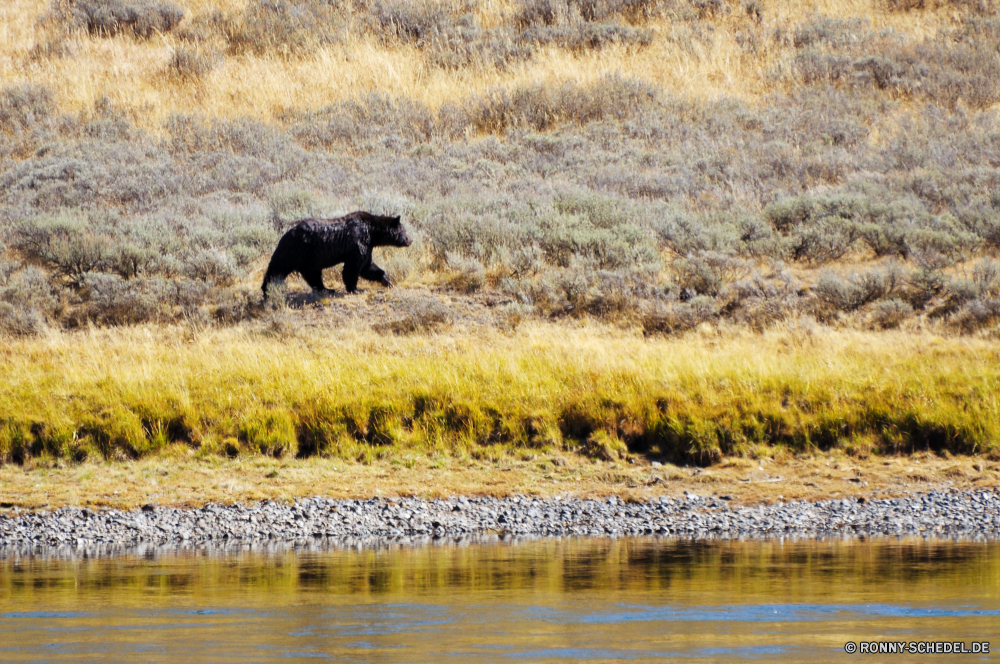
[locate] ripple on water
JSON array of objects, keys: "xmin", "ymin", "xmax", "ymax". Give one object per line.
[{"xmin": 0, "ymin": 537, "xmax": 997, "ymax": 663}]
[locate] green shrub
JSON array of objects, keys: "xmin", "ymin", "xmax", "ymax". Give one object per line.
[
  {"xmin": 585, "ymin": 428, "xmax": 628, "ymax": 460},
  {"xmin": 80, "ymin": 406, "xmax": 149, "ymax": 460}
]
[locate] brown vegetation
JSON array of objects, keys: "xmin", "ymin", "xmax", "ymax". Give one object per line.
[
  {"xmin": 2, "ymin": 445, "xmax": 996, "ymax": 511},
  {"xmin": 1, "ymin": 0, "xmax": 1000, "ymax": 487}
]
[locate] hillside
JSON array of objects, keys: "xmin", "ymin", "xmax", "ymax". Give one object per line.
[{"xmin": 1, "ymin": 0, "xmax": 999, "ymax": 490}]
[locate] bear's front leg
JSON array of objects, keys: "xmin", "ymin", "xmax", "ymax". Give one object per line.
[
  {"xmin": 300, "ymin": 269, "xmax": 331, "ymax": 293},
  {"xmin": 361, "ymin": 261, "xmax": 393, "ymax": 288}
]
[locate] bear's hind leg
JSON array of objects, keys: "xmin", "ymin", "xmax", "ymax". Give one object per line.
[
  {"xmin": 342, "ymin": 261, "xmax": 361, "ymax": 293},
  {"xmin": 301, "ymin": 269, "xmax": 330, "ymax": 293},
  {"xmin": 262, "ymin": 268, "xmax": 290, "ymax": 299}
]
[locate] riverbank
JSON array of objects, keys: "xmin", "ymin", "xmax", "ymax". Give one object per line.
[
  {"xmin": 2, "ymin": 489, "xmax": 998, "ymax": 556},
  {"xmin": 2, "ymin": 447, "xmax": 999, "ymax": 511}
]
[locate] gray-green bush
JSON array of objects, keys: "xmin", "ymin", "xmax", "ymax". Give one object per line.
[
  {"xmin": 47, "ymin": 0, "xmax": 185, "ymax": 39},
  {"xmin": 4, "ymin": 5, "xmax": 1000, "ymax": 335}
]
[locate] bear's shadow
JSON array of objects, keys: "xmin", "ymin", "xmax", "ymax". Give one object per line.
[{"xmin": 281, "ymin": 287, "xmax": 388, "ymax": 308}]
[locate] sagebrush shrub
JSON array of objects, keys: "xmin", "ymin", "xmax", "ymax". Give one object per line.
[
  {"xmin": 653, "ymin": 211, "xmax": 735, "ymax": 256},
  {"xmin": 907, "ymin": 266, "xmax": 948, "ymax": 308},
  {"xmin": 19, "ymin": 217, "xmax": 108, "ymax": 286},
  {"xmin": 166, "ymin": 47, "xmax": 219, "ymax": 80},
  {"xmin": 789, "ymin": 16, "xmax": 1000, "ymax": 109},
  {"xmin": 203, "ymin": 0, "xmax": 342, "ymax": 56},
  {"xmin": 789, "ymin": 215, "xmax": 858, "ymax": 264},
  {"xmin": 0, "ymin": 264, "xmax": 58, "ymax": 336},
  {"xmin": 869, "ymin": 298, "xmax": 913, "ymax": 329},
  {"xmin": 0, "ymin": 303, "xmax": 45, "ymax": 337},
  {"xmin": 729, "ymin": 271, "xmax": 801, "ymax": 330},
  {"xmin": 0, "ymin": 84, "xmax": 55, "ymax": 134},
  {"xmin": 673, "ymin": 251, "xmax": 752, "ymax": 297},
  {"xmin": 5, "ymin": 14, "xmax": 1000, "ymax": 335},
  {"xmin": 523, "ymin": 22, "xmax": 652, "ymax": 52},
  {"xmin": 177, "ymin": 0, "xmax": 656, "ymax": 67},
  {"xmin": 82, "ymin": 273, "xmax": 166, "ymax": 325},
  {"xmin": 288, "ymin": 93, "xmax": 435, "ymax": 152},
  {"xmin": 953, "ymin": 298, "xmax": 1000, "ymax": 332},
  {"xmin": 442, "ymin": 74, "xmax": 659, "ymax": 135},
  {"xmin": 972, "ymin": 258, "xmax": 1000, "ymax": 297},
  {"xmin": 642, "ymin": 296, "xmax": 718, "ymax": 335},
  {"xmin": 815, "ymin": 264, "xmax": 903, "ymax": 312},
  {"xmin": 446, "ymin": 253, "xmax": 486, "ymax": 293},
  {"xmin": 57, "ymin": 0, "xmax": 185, "ymax": 39},
  {"xmin": 533, "ymin": 212, "xmax": 658, "ymax": 270}
]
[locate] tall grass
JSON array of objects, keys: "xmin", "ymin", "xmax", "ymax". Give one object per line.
[
  {"xmin": 2, "ymin": 324, "xmax": 998, "ymax": 464},
  {"xmin": 2, "ymin": 0, "xmax": 960, "ymax": 127}
]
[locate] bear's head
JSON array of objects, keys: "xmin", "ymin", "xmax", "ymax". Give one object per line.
[
  {"xmin": 358, "ymin": 211, "xmax": 413, "ymax": 248},
  {"xmin": 383, "ymin": 216, "xmax": 412, "ymax": 248}
]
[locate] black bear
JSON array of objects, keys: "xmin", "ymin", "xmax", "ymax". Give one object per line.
[{"xmin": 261, "ymin": 211, "xmax": 412, "ymax": 298}]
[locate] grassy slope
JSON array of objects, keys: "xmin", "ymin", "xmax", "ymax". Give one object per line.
[
  {"xmin": 0, "ymin": 0, "xmax": 954, "ymax": 128},
  {"xmin": 1, "ymin": 0, "xmax": 1000, "ymax": 504}
]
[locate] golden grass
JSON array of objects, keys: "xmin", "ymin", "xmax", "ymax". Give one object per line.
[
  {"xmin": 2, "ymin": 320, "xmax": 1000, "ymax": 466},
  {"xmin": 1, "ymin": 0, "xmax": 995, "ymax": 507},
  {"xmin": 0, "ymin": 0, "xmax": 964, "ymax": 131}
]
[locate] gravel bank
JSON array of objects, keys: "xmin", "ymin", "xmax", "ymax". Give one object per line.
[{"xmin": 1, "ymin": 489, "xmax": 998, "ymax": 554}]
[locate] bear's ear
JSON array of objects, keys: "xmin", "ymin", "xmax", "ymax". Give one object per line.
[{"xmin": 393, "ymin": 216, "xmax": 401, "ymax": 224}]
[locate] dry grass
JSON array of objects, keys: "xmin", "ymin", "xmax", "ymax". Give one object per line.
[
  {"xmin": 2, "ymin": 0, "xmax": 998, "ymax": 506},
  {"xmin": 2, "ymin": 320, "xmax": 1000, "ymax": 473},
  {"xmin": 1, "ymin": 444, "xmax": 996, "ymax": 511},
  {"xmin": 0, "ymin": 0, "xmax": 965, "ymax": 130}
]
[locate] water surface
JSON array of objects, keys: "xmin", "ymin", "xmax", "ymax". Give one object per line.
[{"xmin": 0, "ymin": 537, "xmax": 997, "ymax": 662}]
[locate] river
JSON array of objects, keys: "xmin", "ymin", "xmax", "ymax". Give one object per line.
[{"xmin": 0, "ymin": 537, "xmax": 997, "ymax": 662}]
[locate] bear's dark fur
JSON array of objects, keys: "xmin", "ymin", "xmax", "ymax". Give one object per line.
[{"xmin": 261, "ymin": 211, "xmax": 412, "ymax": 298}]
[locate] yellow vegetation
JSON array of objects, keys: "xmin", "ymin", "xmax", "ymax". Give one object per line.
[
  {"xmin": 2, "ymin": 322, "xmax": 999, "ymax": 467},
  {"xmin": 0, "ymin": 0, "xmax": 963, "ymax": 130},
  {"xmin": 1, "ymin": 0, "xmax": 996, "ymax": 501}
]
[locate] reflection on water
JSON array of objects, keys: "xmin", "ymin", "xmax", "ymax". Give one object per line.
[{"xmin": 0, "ymin": 537, "xmax": 998, "ymax": 662}]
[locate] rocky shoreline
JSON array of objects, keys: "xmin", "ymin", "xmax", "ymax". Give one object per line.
[{"xmin": 1, "ymin": 489, "xmax": 998, "ymax": 556}]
